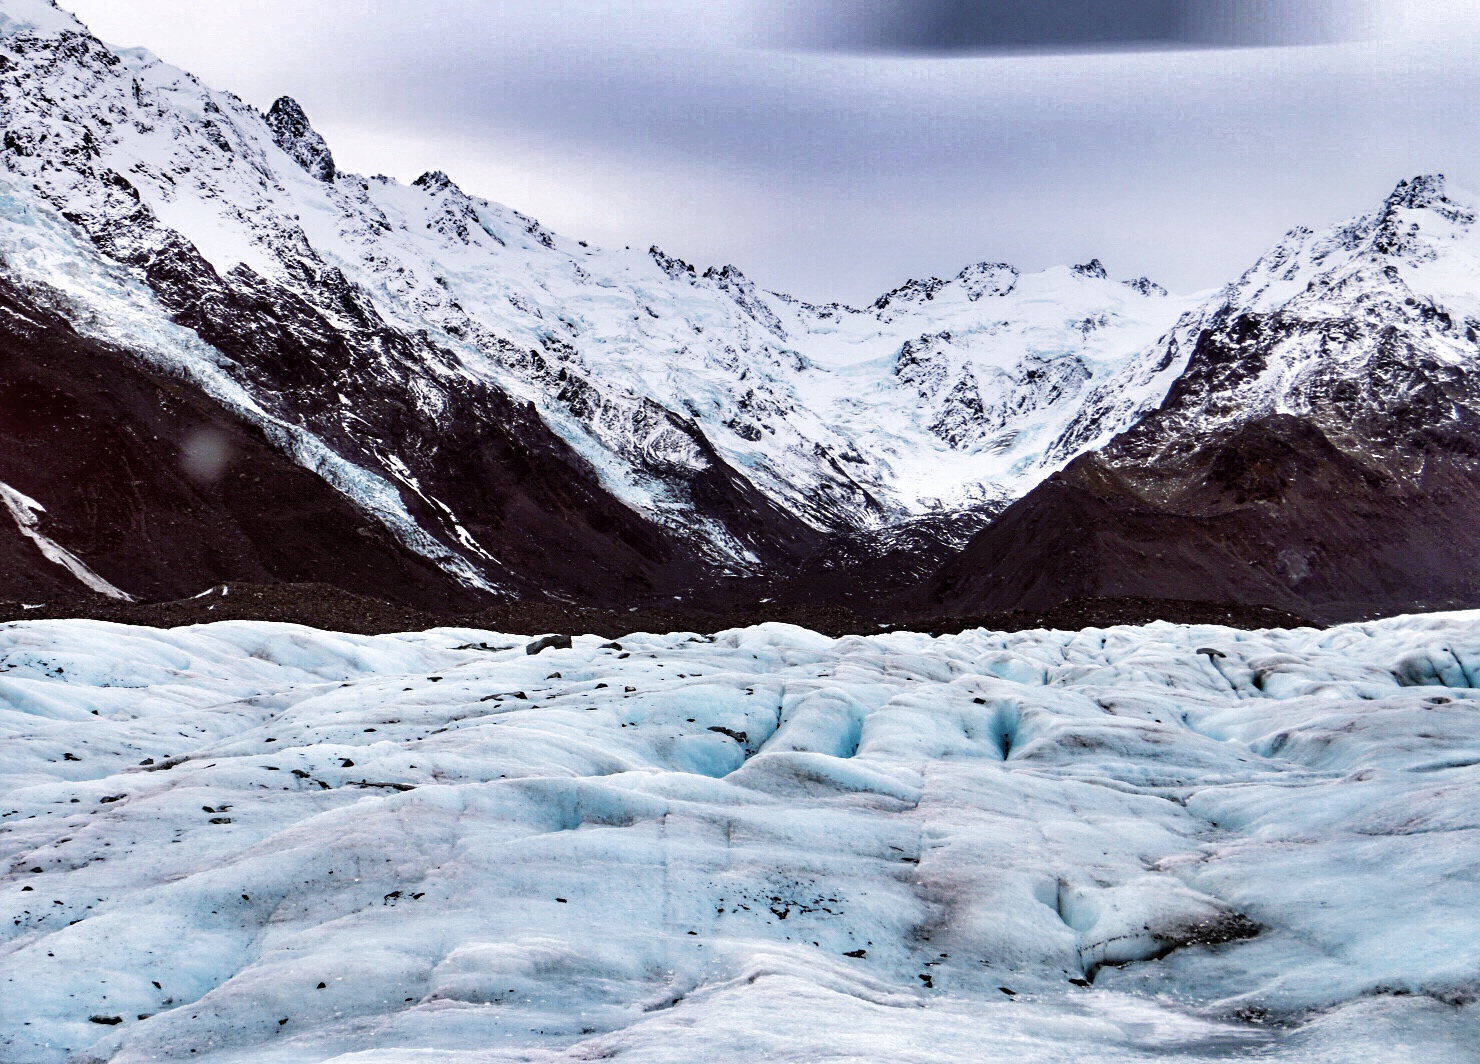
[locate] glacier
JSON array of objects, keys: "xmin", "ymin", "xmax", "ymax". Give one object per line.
[
  {"xmin": 3, "ymin": 0, "xmax": 1480, "ymax": 616},
  {"xmin": 3, "ymin": 612, "xmax": 1478, "ymax": 1062}
]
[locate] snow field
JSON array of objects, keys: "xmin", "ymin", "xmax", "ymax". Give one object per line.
[{"xmin": 1, "ymin": 614, "xmax": 1479, "ymax": 1062}]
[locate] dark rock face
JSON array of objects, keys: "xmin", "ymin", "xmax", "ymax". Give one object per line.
[
  {"xmin": 926, "ymin": 418, "xmax": 1480, "ymax": 621},
  {"xmin": 264, "ymin": 96, "xmax": 336, "ymax": 182},
  {"xmin": 0, "ymin": 277, "xmax": 480, "ymax": 608},
  {"xmin": 0, "ymin": 266, "xmax": 738, "ymax": 608},
  {"xmin": 927, "ymin": 345, "xmax": 1480, "ymax": 623}
]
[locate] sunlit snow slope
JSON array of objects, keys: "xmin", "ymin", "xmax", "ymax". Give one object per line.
[{"xmin": 3, "ymin": 614, "xmax": 1478, "ymax": 1062}]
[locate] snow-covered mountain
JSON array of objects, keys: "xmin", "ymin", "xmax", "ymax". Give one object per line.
[
  {"xmin": 0, "ymin": 0, "xmax": 1190, "ymax": 603},
  {"xmin": 2, "ymin": 0, "xmax": 1477, "ymax": 622},
  {"xmin": 932, "ymin": 175, "xmax": 1480, "ymax": 620},
  {"xmin": 1054, "ymin": 173, "xmax": 1480, "ymax": 465}
]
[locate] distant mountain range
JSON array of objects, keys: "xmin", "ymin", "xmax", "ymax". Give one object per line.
[{"xmin": 1, "ymin": 0, "xmax": 1476, "ymax": 624}]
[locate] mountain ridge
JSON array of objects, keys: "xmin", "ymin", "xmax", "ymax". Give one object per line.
[{"xmin": 927, "ymin": 174, "xmax": 1480, "ymax": 622}]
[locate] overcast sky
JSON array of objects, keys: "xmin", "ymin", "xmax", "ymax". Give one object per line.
[{"xmin": 60, "ymin": 0, "xmax": 1480, "ymax": 304}]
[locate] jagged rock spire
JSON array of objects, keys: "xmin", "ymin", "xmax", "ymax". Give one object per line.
[{"xmin": 265, "ymin": 96, "xmax": 336, "ymax": 182}]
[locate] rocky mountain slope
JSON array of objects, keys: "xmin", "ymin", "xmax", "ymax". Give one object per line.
[
  {"xmin": 0, "ymin": 264, "xmax": 723, "ymax": 610},
  {"xmin": 929, "ymin": 176, "xmax": 1480, "ymax": 622},
  {"xmin": 0, "ymin": 273, "xmax": 474, "ymax": 608}
]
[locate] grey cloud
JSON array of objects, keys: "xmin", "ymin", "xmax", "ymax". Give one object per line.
[
  {"xmin": 770, "ymin": 0, "xmax": 1376, "ymax": 54},
  {"xmin": 57, "ymin": 1, "xmax": 1480, "ymax": 306}
]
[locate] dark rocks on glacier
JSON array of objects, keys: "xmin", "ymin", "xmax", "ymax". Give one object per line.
[{"xmin": 526, "ymin": 634, "xmax": 573, "ymax": 655}]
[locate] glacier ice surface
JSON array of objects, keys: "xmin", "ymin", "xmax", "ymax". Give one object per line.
[{"xmin": 3, "ymin": 613, "xmax": 1479, "ymax": 1061}]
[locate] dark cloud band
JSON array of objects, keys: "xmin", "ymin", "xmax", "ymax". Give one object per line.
[{"xmin": 771, "ymin": 0, "xmax": 1373, "ymax": 54}]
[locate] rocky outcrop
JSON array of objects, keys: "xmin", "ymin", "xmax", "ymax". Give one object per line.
[{"xmin": 264, "ymin": 96, "xmax": 336, "ymax": 182}]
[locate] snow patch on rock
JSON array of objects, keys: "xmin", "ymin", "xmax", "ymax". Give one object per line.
[{"xmin": 0, "ymin": 482, "xmax": 132, "ymax": 600}]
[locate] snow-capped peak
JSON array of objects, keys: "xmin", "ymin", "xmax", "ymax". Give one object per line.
[
  {"xmin": 1224, "ymin": 172, "xmax": 1476, "ymax": 314},
  {"xmin": 1049, "ymin": 174, "xmax": 1480, "ymax": 471},
  {"xmin": 0, "ymin": 0, "xmax": 80, "ymax": 38}
]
